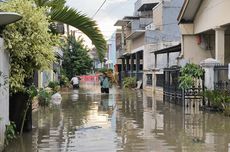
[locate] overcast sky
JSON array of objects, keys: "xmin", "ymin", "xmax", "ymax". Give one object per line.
[{"xmin": 66, "ymin": 0, "xmax": 135, "ymax": 40}]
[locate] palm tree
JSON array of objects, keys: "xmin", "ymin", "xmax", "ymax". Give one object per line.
[{"xmin": 34, "ymin": 0, "xmax": 106, "ymax": 61}]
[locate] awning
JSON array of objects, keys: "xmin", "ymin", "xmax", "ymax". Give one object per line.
[
  {"xmin": 114, "ymin": 16, "xmax": 139, "ymax": 26},
  {"xmin": 114, "ymin": 20, "xmax": 130, "ymax": 26},
  {"xmin": 151, "ymin": 44, "xmax": 181, "ymax": 55},
  {"xmin": 138, "ymin": 3, "xmax": 158, "ymax": 11}
]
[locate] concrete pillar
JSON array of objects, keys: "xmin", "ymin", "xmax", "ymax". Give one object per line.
[
  {"xmin": 154, "ymin": 54, "xmax": 157, "ymax": 68},
  {"xmin": 136, "ymin": 53, "xmax": 140, "ymax": 72},
  {"xmin": 215, "ymin": 27, "xmax": 225, "ymax": 64},
  {"xmin": 200, "ymin": 58, "xmax": 220, "ymax": 90},
  {"xmin": 0, "ymin": 38, "xmax": 9, "ymax": 148},
  {"xmin": 130, "ymin": 54, "xmax": 134, "ymax": 76},
  {"xmin": 121, "ymin": 58, "xmax": 125, "ymax": 71},
  {"xmin": 126, "ymin": 56, "xmax": 129, "ymax": 73},
  {"xmin": 121, "ymin": 58, "xmax": 125, "ymax": 79},
  {"xmin": 167, "ymin": 52, "xmax": 169, "ymax": 68},
  {"xmin": 136, "ymin": 52, "xmax": 140, "ymax": 80}
]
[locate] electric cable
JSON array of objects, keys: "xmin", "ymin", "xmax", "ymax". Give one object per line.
[{"xmin": 92, "ymin": 0, "xmax": 107, "ymax": 18}]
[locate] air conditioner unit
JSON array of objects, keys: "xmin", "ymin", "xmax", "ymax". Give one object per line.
[{"xmin": 145, "ymin": 23, "xmax": 156, "ymax": 30}]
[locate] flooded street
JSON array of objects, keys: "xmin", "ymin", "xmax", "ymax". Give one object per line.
[{"xmin": 4, "ymin": 82, "xmax": 230, "ymax": 152}]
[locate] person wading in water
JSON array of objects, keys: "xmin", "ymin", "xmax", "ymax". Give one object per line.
[
  {"xmin": 71, "ymin": 74, "xmax": 80, "ymax": 89},
  {"xmin": 100, "ymin": 72, "xmax": 110, "ymax": 94}
]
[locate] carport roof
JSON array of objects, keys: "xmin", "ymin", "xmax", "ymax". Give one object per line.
[{"xmin": 151, "ymin": 44, "xmax": 181, "ymax": 55}]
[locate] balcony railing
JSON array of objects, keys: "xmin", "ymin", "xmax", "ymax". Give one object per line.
[{"xmin": 131, "ymin": 18, "xmax": 152, "ymax": 32}]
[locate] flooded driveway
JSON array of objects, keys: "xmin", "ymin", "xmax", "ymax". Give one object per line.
[{"xmin": 4, "ymin": 82, "xmax": 230, "ymax": 152}]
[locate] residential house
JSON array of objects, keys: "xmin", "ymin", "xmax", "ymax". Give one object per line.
[
  {"xmin": 178, "ymin": 0, "xmax": 230, "ymax": 65},
  {"xmin": 34, "ymin": 23, "xmax": 64, "ymax": 88},
  {"xmin": 178, "ymin": 0, "xmax": 230, "ymax": 89},
  {"xmin": 106, "ymin": 31, "xmax": 118, "ymax": 70},
  {"xmin": 34, "ymin": 47, "xmax": 63, "ymax": 88},
  {"xmin": 115, "ymin": 0, "xmax": 183, "ymax": 90},
  {"xmin": 90, "ymin": 48, "xmax": 103, "ymax": 72}
]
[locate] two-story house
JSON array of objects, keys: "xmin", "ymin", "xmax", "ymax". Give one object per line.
[{"xmin": 115, "ymin": 0, "xmax": 183, "ymax": 91}]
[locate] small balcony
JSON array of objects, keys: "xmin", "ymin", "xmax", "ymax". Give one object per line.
[
  {"xmin": 126, "ymin": 18, "xmax": 152, "ymax": 40},
  {"xmin": 135, "ymin": 0, "xmax": 160, "ymax": 12}
]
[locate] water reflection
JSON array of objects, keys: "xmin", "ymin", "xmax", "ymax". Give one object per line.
[
  {"xmin": 4, "ymin": 83, "xmax": 230, "ymax": 152},
  {"xmin": 71, "ymin": 90, "xmax": 79, "ymax": 101}
]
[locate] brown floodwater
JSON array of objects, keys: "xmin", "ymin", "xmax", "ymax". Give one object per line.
[{"xmin": 4, "ymin": 82, "xmax": 230, "ymax": 152}]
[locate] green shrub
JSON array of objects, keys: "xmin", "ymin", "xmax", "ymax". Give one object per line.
[
  {"xmin": 98, "ymin": 68, "xmax": 113, "ymax": 73},
  {"xmin": 123, "ymin": 77, "xmax": 136, "ymax": 88},
  {"xmin": 0, "ymin": 0, "xmax": 59, "ymax": 92},
  {"xmin": 48, "ymin": 81, "xmax": 60, "ymax": 94},
  {"xmin": 26, "ymin": 84, "xmax": 38, "ymax": 100},
  {"xmin": 60, "ymin": 75, "xmax": 69, "ymax": 87},
  {"xmin": 204, "ymin": 90, "xmax": 230, "ymax": 114},
  {"xmin": 38, "ymin": 89, "xmax": 51, "ymax": 107},
  {"xmin": 5, "ymin": 122, "xmax": 17, "ymax": 146},
  {"xmin": 223, "ymin": 105, "xmax": 230, "ymax": 116},
  {"xmin": 179, "ymin": 63, "xmax": 204, "ymax": 90}
]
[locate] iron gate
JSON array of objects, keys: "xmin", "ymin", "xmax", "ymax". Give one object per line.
[{"xmin": 163, "ymin": 66, "xmax": 205, "ymax": 107}]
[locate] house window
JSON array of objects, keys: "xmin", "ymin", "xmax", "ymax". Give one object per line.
[
  {"xmin": 146, "ymin": 74, "xmax": 152, "ymax": 86},
  {"xmin": 156, "ymin": 74, "xmax": 164, "ymax": 87}
]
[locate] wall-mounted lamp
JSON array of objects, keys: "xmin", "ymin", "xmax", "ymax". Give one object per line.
[{"xmin": 0, "ymin": 12, "xmax": 22, "ymax": 35}]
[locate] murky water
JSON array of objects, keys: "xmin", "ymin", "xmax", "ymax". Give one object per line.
[{"xmin": 4, "ymin": 82, "xmax": 230, "ymax": 152}]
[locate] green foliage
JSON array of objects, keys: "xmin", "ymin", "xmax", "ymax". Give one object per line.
[
  {"xmin": 20, "ymin": 85, "xmax": 38, "ymax": 135},
  {"xmin": 223, "ymin": 106, "xmax": 230, "ymax": 116},
  {"xmin": 62, "ymin": 36, "xmax": 93, "ymax": 79},
  {"xmin": 26, "ymin": 84, "xmax": 38, "ymax": 100},
  {"xmin": 34, "ymin": 0, "xmax": 66, "ymax": 9},
  {"xmin": 5, "ymin": 122, "xmax": 17, "ymax": 146},
  {"xmin": 179, "ymin": 76, "xmax": 194, "ymax": 90},
  {"xmin": 98, "ymin": 68, "xmax": 117, "ymax": 84},
  {"xmin": 50, "ymin": 6, "xmax": 106, "ymax": 62},
  {"xmin": 179, "ymin": 63, "xmax": 204, "ymax": 90},
  {"xmin": 203, "ymin": 90, "xmax": 230, "ymax": 115},
  {"xmin": 123, "ymin": 77, "xmax": 136, "ymax": 88},
  {"xmin": 98, "ymin": 68, "xmax": 113, "ymax": 74},
  {"xmin": 59, "ymin": 74, "xmax": 69, "ymax": 87},
  {"xmin": 0, "ymin": 0, "xmax": 60, "ymax": 92},
  {"xmin": 180, "ymin": 63, "xmax": 204, "ymax": 78},
  {"xmin": 204, "ymin": 90, "xmax": 225, "ymax": 108},
  {"xmin": 38, "ymin": 89, "xmax": 51, "ymax": 107},
  {"xmin": 48, "ymin": 81, "xmax": 60, "ymax": 93},
  {"xmin": 35, "ymin": 0, "xmax": 106, "ymax": 61}
]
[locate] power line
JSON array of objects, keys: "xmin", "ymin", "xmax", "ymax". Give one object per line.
[{"xmin": 92, "ymin": 0, "xmax": 107, "ymax": 18}]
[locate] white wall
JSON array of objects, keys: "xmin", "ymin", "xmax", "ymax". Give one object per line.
[
  {"xmin": 194, "ymin": 0, "xmax": 230, "ymax": 34},
  {"xmin": 182, "ymin": 35, "xmax": 213, "ymax": 64},
  {"xmin": 0, "ymin": 38, "xmax": 9, "ymax": 149}
]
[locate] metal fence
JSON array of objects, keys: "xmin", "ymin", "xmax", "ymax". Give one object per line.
[
  {"xmin": 156, "ymin": 74, "xmax": 164, "ymax": 87},
  {"xmin": 163, "ymin": 67, "xmax": 183, "ymax": 105},
  {"xmin": 214, "ymin": 65, "xmax": 230, "ymax": 91},
  {"xmin": 146, "ymin": 74, "xmax": 152, "ymax": 86},
  {"xmin": 163, "ymin": 66, "xmax": 204, "ymax": 107}
]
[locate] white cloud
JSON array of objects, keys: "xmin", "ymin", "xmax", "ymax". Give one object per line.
[{"xmin": 66, "ymin": 0, "xmax": 135, "ymax": 45}]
